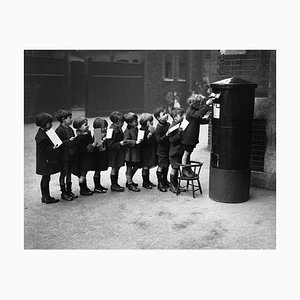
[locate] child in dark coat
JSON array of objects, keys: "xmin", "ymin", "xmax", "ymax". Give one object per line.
[
  {"xmin": 55, "ymin": 109, "xmax": 77, "ymax": 201},
  {"xmin": 139, "ymin": 113, "xmax": 157, "ymax": 189},
  {"xmin": 182, "ymin": 94, "xmax": 213, "ymax": 177},
  {"xmin": 107, "ymin": 111, "xmax": 126, "ymax": 192},
  {"xmin": 35, "ymin": 113, "xmax": 61, "ymax": 204},
  {"xmin": 72, "ymin": 117, "xmax": 96, "ymax": 196},
  {"xmin": 92, "ymin": 117, "xmax": 109, "ymax": 193},
  {"xmin": 168, "ymin": 108, "xmax": 186, "ymax": 193},
  {"xmin": 124, "ymin": 112, "xmax": 141, "ymax": 192},
  {"xmin": 154, "ymin": 107, "xmax": 170, "ymax": 192}
]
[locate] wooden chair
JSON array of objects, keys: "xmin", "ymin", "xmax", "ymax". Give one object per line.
[{"xmin": 176, "ymin": 161, "xmax": 203, "ymax": 198}]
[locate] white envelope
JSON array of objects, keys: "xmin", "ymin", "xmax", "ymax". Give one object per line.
[
  {"xmin": 46, "ymin": 128, "xmax": 63, "ymax": 147},
  {"xmin": 106, "ymin": 128, "xmax": 113, "ymax": 139},
  {"xmin": 180, "ymin": 118, "xmax": 189, "ymax": 131},
  {"xmin": 137, "ymin": 129, "xmax": 145, "ymax": 141}
]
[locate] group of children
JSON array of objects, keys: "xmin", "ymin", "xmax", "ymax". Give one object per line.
[{"xmin": 35, "ymin": 94, "xmax": 214, "ymax": 204}]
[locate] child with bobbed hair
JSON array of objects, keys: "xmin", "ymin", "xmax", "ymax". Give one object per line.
[
  {"xmin": 92, "ymin": 117, "xmax": 109, "ymax": 193},
  {"xmin": 139, "ymin": 113, "xmax": 157, "ymax": 189},
  {"xmin": 54, "ymin": 109, "xmax": 77, "ymax": 201},
  {"xmin": 182, "ymin": 94, "xmax": 213, "ymax": 177},
  {"xmin": 72, "ymin": 117, "xmax": 97, "ymax": 196},
  {"xmin": 107, "ymin": 111, "xmax": 126, "ymax": 192},
  {"xmin": 153, "ymin": 106, "xmax": 170, "ymax": 192},
  {"xmin": 123, "ymin": 112, "xmax": 141, "ymax": 192},
  {"xmin": 35, "ymin": 113, "xmax": 61, "ymax": 204}
]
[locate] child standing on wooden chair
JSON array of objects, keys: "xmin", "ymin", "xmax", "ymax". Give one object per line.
[{"xmin": 182, "ymin": 94, "xmax": 213, "ymax": 177}]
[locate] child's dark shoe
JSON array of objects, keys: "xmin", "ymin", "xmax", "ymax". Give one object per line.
[
  {"xmin": 66, "ymin": 183, "xmax": 78, "ymax": 198},
  {"xmin": 99, "ymin": 184, "xmax": 108, "ymax": 191},
  {"xmin": 169, "ymin": 184, "xmax": 178, "ymax": 194},
  {"xmin": 94, "ymin": 187, "xmax": 107, "ymax": 193},
  {"xmin": 164, "ymin": 180, "xmax": 170, "ymax": 188},
  {"xmin": 67, "ymin": 190, "xmax": 78, "ymax": 199},
  {"xmin": 158, "ymin": 182, "xmax": 167, "ymax": 192},
  {"xmin": 111, "ymin": 184, "xmax": 125, "ymax": 192},
  {"xmin": 142, "ymin": 182, "xmax": 152, "ymax": 189},
  {"xmin": 182, "ymin": 168, "xmax": 194, "ymax": 178},
  {"xmin": 126, "ymin": 181, "xmax": 138, "ymax": 188},
  {"xmin": 42, "ymin": 196, "xmax": 59, "ymax": 204},
  {"xmin": 80, "ymin": 189, "xmax": 93, "ymax": 196},
  {"xmin": 61, "ymin": 191, "xmax": 74, "ymax": 201},
  {"xmin": 148, "ymin": 181, "xmax": 156, "ymax": 187},
  {"xmin": 79, "ymin": 181, "xmax": 93, "ymax": 196},
  {"xmin": 127, "ymin": 183, "xmax": 140, "ymax": 192}
]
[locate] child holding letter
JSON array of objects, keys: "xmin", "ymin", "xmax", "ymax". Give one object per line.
[
  {"xmin": 35, "ymin": 113, "xmax": 61, "ymax": 204},
  {"xmin": 139, "ymin": 113, "xmax": 157, "ymax": 189}
]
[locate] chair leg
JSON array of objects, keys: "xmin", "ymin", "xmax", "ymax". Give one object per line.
[
  {"xmin": 176, "ymin": 179, "xmax": 181, "ymax": 196},
  {"xmin": 198, "ymin": 179, "xmax": 202, "ymax": 194},
  {"xmin": 191, "ymin": 180, "xmax": 195, "ymax": 198},
  {"xmin": 186, "ymin": 180, "xmax": 189, "ymax": 190}
]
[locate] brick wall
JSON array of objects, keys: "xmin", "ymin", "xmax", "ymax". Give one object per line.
[
  {"xmin": 221, "ymin": 50, "xmax": 270, "ymax": 97},
  {"xmin": 143, "ymin": 50, "xmax": 195, "ymax": 113}
]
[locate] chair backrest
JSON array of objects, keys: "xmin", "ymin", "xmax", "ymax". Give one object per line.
[{"xmin": 190, "ymin": 161, "xmax": 203, "ymax": 176}]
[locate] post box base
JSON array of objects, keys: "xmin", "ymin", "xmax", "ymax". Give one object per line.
[{"xmin": 209, "ymin": 166, "xmax": 250, "ymax": 203}]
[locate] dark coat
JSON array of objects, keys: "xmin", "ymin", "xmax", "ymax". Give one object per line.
[
  {"xmin": 182, "ymin": 104, "xmax": 210, "ymax": 146},
  {"xmin": 55, "ymin": 124, "xmax": 75, "ymax": 162},
  {"xmin": 93, "ymin": 139, "xmax": 109, "ymax": 171},
  {"xmin": 71, "ymin": 131, "xmax": 95, "ymax": 176},
  {"xmin": 154, "ymin": 121, "xmax": 170, "ymax": 157},
  {"xmin": 139, "ymin": 125, "xmax": 157, "ymax": 168},
  {"xmin": 107, "ymin": 124, "xmax": 126, "ymax": 168},
  {"xmin": 35, "ymin": 128, "xmax": 62, "ymax": 175},
  {"xmin": 124, "ymin": 126, "xmax": 140, "ymax": 163},
  {"xmin": 168, "ymin": 121, "xmax": 184, "ymax": 157}
]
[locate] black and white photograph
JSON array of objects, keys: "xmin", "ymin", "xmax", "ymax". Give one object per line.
[
  {"xmin": 24, "ymin": 49, "xmax": 276, "ymax": 250},
  {"xmin": 2, "ymin": 1, "xmax": 299, "ymax": 299}
]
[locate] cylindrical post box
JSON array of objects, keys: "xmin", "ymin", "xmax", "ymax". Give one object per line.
[{"xmin": 209, "ymin": 77, "xmax": 257, "ymax": 203}]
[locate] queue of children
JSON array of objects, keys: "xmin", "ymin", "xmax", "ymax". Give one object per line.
[{"xmin": 34, "ymin": 94, "xmax": 214, "ymax": 204}]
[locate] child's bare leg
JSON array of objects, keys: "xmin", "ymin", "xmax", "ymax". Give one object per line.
[{"xmin": 182, "ymin": 150, "xmax": 191, "ymax": 165}]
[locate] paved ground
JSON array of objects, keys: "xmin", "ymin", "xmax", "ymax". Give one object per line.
[{"xmin": 24, "ymin": 115, "xmax": 276, "ymax": 249}]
